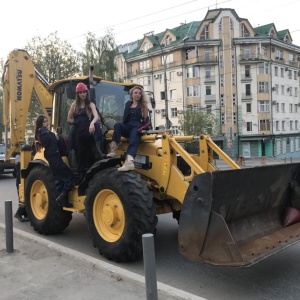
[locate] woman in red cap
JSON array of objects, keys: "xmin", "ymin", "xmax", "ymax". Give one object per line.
[{"xmin": 67, "ymin": 83, "xmax": 102, "ymax": 183}]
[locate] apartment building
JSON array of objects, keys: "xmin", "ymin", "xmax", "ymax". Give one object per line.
[{"xmin": 115, "ymin": 8, "xmax": 300, "ymax": 158}]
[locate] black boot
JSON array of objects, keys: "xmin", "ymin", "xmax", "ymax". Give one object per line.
[
  {"xmin": 56, "ymin": 190, "xmax": 72, "ymax": 208},
  {"xmin": 95, "ymin": 142, "xmax": 107, "ymax": 160},
  {"xmin": 14, "ymin": 206, "xmax": 28, "ymax": 222}
]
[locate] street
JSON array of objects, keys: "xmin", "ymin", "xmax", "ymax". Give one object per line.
[{"xmin": 1, "ymin": 173, "xmax": 300, "ymax": 299}]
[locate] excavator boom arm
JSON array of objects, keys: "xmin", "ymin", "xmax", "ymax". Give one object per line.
[{"xmin": 2, "ymin": 49, "xmax": 53, "ymax": 159}]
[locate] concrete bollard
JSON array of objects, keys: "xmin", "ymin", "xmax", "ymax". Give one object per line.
[
  {"xmin": 5, "ymin": 200, "xmax": 14, "ymax": 253},
  {"xmin": 142, "ymin": 233, "xmax": 158, "ymax": 300}
]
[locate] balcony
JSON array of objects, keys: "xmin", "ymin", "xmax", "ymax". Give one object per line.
[
  {"xmin": 239, "ymin": 54, "xmax": 262, "ymax": 62},
  {"xmin": 205, "ymin": 94, "xmax": 216, "ymax": 104},
  {"xmin": 241, "ymin": 93, "xmax": 253, "ymax": 101},
  {"xmin": 241, "ymin": 73, "xmax": 252, "ymax": 82},
  {"xmin": 204, "ymin": 76, "xmax": 216, "ymax": 84},
  {"xmin": 185, "ymin": 55, "xmax": 218, "ymax": 66}
]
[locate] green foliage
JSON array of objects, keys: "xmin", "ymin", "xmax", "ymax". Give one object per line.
[
  {"xmin": 178, "ymin": 108, "xmax": 219, "ymax": 136},
  {"xmin": 81, "ymin": 30, "xmax": 118, "ymax": 80},
  {"xmin": 24, "ymin": 31, "xmax": 81, "ymax": 83}
]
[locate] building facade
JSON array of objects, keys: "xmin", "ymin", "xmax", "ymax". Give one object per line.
[{"xmin": 115, "ymin": 8, "xmax": 300, "ymax": 158}]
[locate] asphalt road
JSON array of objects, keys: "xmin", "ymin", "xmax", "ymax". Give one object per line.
[{"xmin": 1, "ymin": 172, "xmax": 300, "ymax": 300}]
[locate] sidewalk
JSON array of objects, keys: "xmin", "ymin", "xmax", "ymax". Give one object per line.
[{"xmin": 0, "ymin": 224, "xmax": 205, "ymax": 300}]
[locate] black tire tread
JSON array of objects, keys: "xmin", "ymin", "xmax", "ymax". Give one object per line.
[
  {"xmin": 85, "ymin": 168, "xmax": 157, "ymax": 262},
  {"xmin": 25, "ymin": 165, "xmax": 72, "ymax": 235}
]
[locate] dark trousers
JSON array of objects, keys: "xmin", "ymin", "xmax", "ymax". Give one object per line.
[
  {"xmin": 113, "ymin": 122, "xmax": 141, "ymax": 158},
  {"xmin": 47, "ymin": 155, "xmax": 74, "ymax": 191}
]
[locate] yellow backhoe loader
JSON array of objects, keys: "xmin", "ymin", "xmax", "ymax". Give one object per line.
[{"xmin": 3, "ymin": 49, "xmax": 300, "ymax": 267}]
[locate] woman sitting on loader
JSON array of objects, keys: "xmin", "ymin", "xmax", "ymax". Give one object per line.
[{"xmin": 107, "ymin": 85, "xmax": 150, "ymax": 171}]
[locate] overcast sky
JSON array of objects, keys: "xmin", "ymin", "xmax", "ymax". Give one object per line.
[{"xmin": 1, "ymin": 0, "xmax": 299, "ymax": 61}]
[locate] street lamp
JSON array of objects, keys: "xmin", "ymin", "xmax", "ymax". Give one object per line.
[{"xmin": 155, "ymin": 36, "xmax": 189, "ymax": 130}]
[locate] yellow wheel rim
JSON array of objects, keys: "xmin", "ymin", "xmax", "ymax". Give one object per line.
[
  {"xmin": 93, "ymin": 189, "xmax": 125, "ymax": 243},
  {"xmin": 30, "ymin": 180, "xmax": 49, "ymax": 220}
]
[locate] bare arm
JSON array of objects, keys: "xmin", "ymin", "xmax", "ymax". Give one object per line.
[{"xmin": 89, "ymin": 103, "xmax": 99, "ymax": 134}]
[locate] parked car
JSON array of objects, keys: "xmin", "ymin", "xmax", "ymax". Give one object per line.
[{"xmin": 0, "ymin": 144, "xmax": 17, "ymax": 177}]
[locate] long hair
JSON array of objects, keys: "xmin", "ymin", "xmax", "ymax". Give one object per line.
[
  {"xmin": 35, "ymin": 115, "xmax": 47, "ymax": 138},
  {"xmin": 75, "ymin": 90, "xmax": 92, "ymax": 115},
  {"xmin": 129, "ymin": 86, "xmax": 148, "ymax": 117},
  {"xmin": 34, "ymin": 115, "xmax": 47, "ymax": 152}
]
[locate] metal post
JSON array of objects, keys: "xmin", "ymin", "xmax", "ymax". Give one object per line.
[
  {"xmin": 142, "ymin": 233, "xmax": 158, "ymax": 300},
  {"xmin": 5, "ymin": 200, "xmax": 14, "ymax": 253},
  {"xmin": 163, "ymin": 60, "xmax": 170, "ymax": 129}
]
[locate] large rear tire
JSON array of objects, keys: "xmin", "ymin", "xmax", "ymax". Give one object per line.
[
  {"xmin": 85, "ymin": 168, "xmax": 157, "ymax": 262},
  {"xmin": 25, "ymin": 165, "xmax": 72, "ymax": 235}
]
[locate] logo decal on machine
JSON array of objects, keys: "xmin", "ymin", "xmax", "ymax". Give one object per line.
[{"xmin": 17, "ymin": 69, "xmax": 22, "ymax": 101}]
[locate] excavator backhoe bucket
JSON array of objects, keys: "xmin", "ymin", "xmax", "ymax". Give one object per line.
[{"xmin": 178, "ymin": 163, "xmax": 300, "ymax": 267}]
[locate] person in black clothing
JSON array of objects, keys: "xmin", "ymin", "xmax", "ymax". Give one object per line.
[
  {"xmin": 67, "ymin": 83, "xmax": 104, "ymax": 183},
  {"xmin": 35, "ymin": 115, "xmax": 74, "ymax": 207},
  {"xmin": 14, "ymin": 152, "xmax": 29, "ymax": 222},
  {"xmin": 107, "ymin": 86, "xmax": 150, "ymax": 171}
]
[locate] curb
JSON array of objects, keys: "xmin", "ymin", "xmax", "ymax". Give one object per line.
[{"xmin": 0, "ymin": 223, "xmax": 206, "ymax": 300}]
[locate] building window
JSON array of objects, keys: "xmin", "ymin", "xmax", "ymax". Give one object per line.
[
  {"xmin": 274, "ymin": 66, "xmax": 278, "ymax": 76},
  {"xmin": 259, "ymin": 119, "xmax": 270, "ymax": 131},
  {"xmin": 258, "ymin": 82, "xmax": 269, "ymax": 93},
  {"xmin": 161, "ymin": 54, "xmax": 173, "ymax": 65},
  {"xmin": 258, "ymin": 101, "xmax": 270, "ymax": 112},
  {"xmin": 221, "ymin": 113, "xmax": 225, "ymax": 124},
  {"xmin": 231, "ymin": 55, "xmax": 235, "ymax": 67},
  {"xmin": 232, "ymin": 74, "xmax": 236, "ymax": 86},
  {"xmin": 290, "ymin": 120, "xmax": 293, "ymax": 130},
  {"xmin": 295, "ymin": 104, "xmax": 298, "ymax": 113},
  {"xmin": 186, "ymin": 86, "xmax": 200, "ymax": 97},
  {"xmin": 296, "ymin": 120, "xmax": 298, "ymax": 130},
  {"xmin": 246, "ymin": 103, "xmax": 251, "ymax": 113},
  {"xmin": 200, "ymin": 25, "xmax": 209, "ymax": 40},
  {"xmin": 232, "ymin": 94, "xmax": 236, "ymax": 106},
  {"xmin": 170, "ymin": 71, "xmax": 175, "ymax": 82},
  {"xmin": 205, "ymin": 67, "xmax": 211, "ymax": 79},
  {"xmin": 242, "ymin": 24, "xmax": 250, "ymax": 37},
  {"xmin": 160, "ymin": 91, "xmax": 165, "ymax": 100},
  {"xmin": 139, "ymin": 60, "xmax": 150, "ymax": 70},
  {"xmin": 171, "ymin": 108, "xmax": 178, "ymax": 117},
  {"xmin": 171, "ymin": 126, "xmax": 178, "ymax": 135},
  {"xmin": 246, "ymin": 84, "xmax": 251, "ymax": 96},
  {"xmin": 186, "ymin": 66, "xmax": 200, "ymax": 78},
  {"xmin": 170, "ymin": 89, "xmax": 177, "ymax": 100},
  {"xmin": 290, "ymin": 104, "xmax": 293, "ymax": 113},
  {"xmin": 159, "ymin": 74, "xmax": 165, "ymax": 84},
  {"xmin": 206, "ymin": 86, "xmax": 211, "ymax": 96},
  {"xmin": 282, "ymin": 121, "xmax": 285, "ymax": 130},
  {"xmin": 204, "ymin": 48, "xmax": 211, "ymax": 60},
  {"xmin": 281, "ymin": 103, "xmax": 285, "ymax": 113},
  {"xmin": 161, "ymin": 109, "xmax": 166, "ymax": 118},
  {"xmin": 258, "ymin": 63, "xmax": 269, "ymax": 75},
  {"xmin": 281, "ymin": 85, "xmax": 285, "ymax": 95},
  {"xmin": 245, "ymin": 65, "xmax": 251, "ymax": 78},
  {"xmin": 281, "ymin": 68, "xmax": 284, "ymax": 77},
  {"xmin": 276, "ymin": 121, "xmax": 279, "ymax": 131},
  {"xmin": 220, "ymin": 75, "xmax": 224, "ymax": 86},
  {"xmin": 221, "ymin": 94, "xmax": 224, "ymax": 106},
  {"xmin": 246, "ymin": 122, "xmax": 252, "ymax": 132}
]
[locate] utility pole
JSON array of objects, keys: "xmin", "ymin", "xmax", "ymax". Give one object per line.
[{"xmin": 155, "ymin": 36, "xmax": 189, "ymax": 130}]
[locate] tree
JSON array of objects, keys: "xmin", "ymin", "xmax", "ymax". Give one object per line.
[
  {"xmin": 23, "ymin": 32, "xmax": 83, "ymax": 134},
  {"xmin": 179, "ymin": 108, "xmax": 219, "ymax": 136},
  {"xmin": 81, "ymin": 30, "xmax": 118, "ymax": 81},
  {"xmin": 25, "ymin": 31, "xmax": 82, "ymax": 83}
]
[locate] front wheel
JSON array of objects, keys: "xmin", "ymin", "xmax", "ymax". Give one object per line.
[
  {"xmin": 85, "ymin": 168, "xmax": 157, "ymax": 262},
  {"xmin": 25, "ymin": 165, "xmax": 72, "ymax": 234}
]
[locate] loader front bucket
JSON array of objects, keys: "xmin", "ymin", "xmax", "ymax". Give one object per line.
[{"xmin": 178, "ymin": 163, "xmax": 300, "ymax": 267}]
